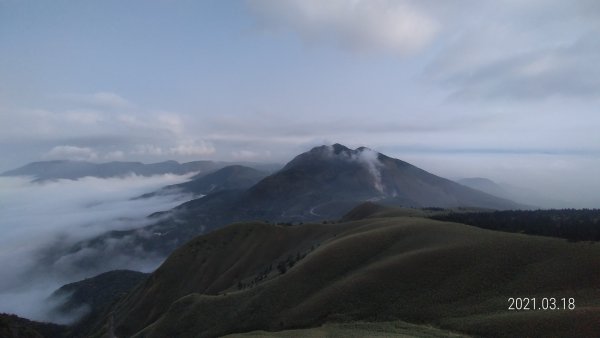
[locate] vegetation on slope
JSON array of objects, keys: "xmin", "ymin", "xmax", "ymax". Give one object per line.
[
  {"xmin": 431, "ymin": 209, "xmax": 600, "ymax": 241},
  {"xmin": 100, "ymin": 215, "xmax": 600, "ymax": 338},
  {"xmin": 0, "ymin": 313, "xmax": 67, "ymax": 338},
  {"xmin": 48, "ymin": 270, "xmax": 147, "ymax": 337},
  {"xmin": 223, "ymin": 320, "xmax": 469, "ymax": 338}
]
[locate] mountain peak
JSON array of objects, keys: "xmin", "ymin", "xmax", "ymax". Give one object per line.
[
  {"xmin": 308, "ymin": 143, "xmax": 375, "ymax": 157},
  {"xmin": 258, "ymin": 144, "xmax": 520, "ymax": 214},
  {"xmin": 331, "ymin": 143, "xmax": 351, "ymax": 154},
  {"xmin": 308, "ymin": 143, "xmax": 352, "ymax": 155}
]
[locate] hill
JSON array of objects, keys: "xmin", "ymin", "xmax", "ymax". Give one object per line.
[
  {"xmin": 0, "ymin": 313, "xmax": 67, "ymax": 338},
  {"xmin": 48, "ymin": 270, "xmax": 148, "ymax": 337},
  {"xmin": 49, "ymin": 270, "xmax": 147, "ymax": 318},
  {"xmin": 224, "ymin": 320, "xmax": 469, "ymax": 337},
  {"xmin": 139, "ymin": 165, "xmax": 268, "ymax": 198},
  {"xmin": 98, "ymin": 214, "xmax": 600, "ymax": 338}
]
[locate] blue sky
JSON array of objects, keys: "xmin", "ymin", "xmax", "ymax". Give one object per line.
[{"xmin": 1, "ymin": 0, "xmax": 599, "ymax": 206}]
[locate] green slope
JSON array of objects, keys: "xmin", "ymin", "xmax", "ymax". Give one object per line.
[
  {"xmin": 224, "ymin": 320, "xmax": 469, "ymax": 337},
  {"xmin": 103, "ymin": 216, "xmax": 600, "ymax": 338}
]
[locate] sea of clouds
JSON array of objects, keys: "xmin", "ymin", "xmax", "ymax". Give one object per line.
[{"xmin": 0, "ymin": 173, "xmax": 195, "ymax": 323}]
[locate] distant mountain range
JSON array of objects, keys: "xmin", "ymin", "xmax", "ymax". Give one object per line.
[
  {"xmin": 137, "ymin": 165, "xmax": 269, "ymax": 198},
  {"xmin": 59, "ymin": 144, "xmax": 524, "ymax": 265},
  {"xmin": 1, "ymin": 159, "xmax": 280, "ymax": 181}
]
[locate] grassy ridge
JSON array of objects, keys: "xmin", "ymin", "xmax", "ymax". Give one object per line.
[
  {"xmin": 224, "ymin": 320, "xmax": 469, "ymax": 337},
  {"xmin": 112, "ymin": 221, "xmax": 363, "ymax": 337},
  {"xmin": 109, "ymin": 217, "xmax": 600, "ymax": 337}
]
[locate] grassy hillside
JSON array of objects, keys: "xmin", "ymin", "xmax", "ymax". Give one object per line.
[
  {"xmin": 49, "ymin": 270, "xmax": 148, "ymax": 338},
  {"xmin": 111, "ymin": 221, "xmax": 364, "ymax": 337},
  {"xmin": 224, "ymin": 320, "xmax": 469, "ymax": 337},
  {"xmin": 0, "ymin": 313, "xmax": 67, "ymax": 338},
  {"xmin": 102, "ymin": 215, "xmax": 600, "ymax": 338}
]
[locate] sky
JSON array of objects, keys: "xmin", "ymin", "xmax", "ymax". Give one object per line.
[{"xmin": 1, "ymin": 0, "xmax": 599, "ymax": 206}]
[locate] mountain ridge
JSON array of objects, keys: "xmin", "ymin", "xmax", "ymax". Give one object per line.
[
  {"xmin": 103, "ymin": 214, "xmax": 600, "ymax": 338},
  {"xmin": 1, "ymin": 160, "xmax": 280, "ymax": 182},
  {"xmin": 55, "ymin": 144, "xmax": 524, "ymax": 270}
]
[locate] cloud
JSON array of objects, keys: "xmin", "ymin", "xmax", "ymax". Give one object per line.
[
  {"xmin": 132, "ymin": 140, "xmax": 215, "ymax": 157},
  {"xmin": 58, "ymin": 92, "xmax": 135, "ymax": 110},
  {"xmin": 43, "ymin": 145, "xmax": 99, "ymax": 161},
  {"xmin": 423, "ymin": 0, "xmax": 600, "ymax": 101},
  {"xmin": 131, "ymin": 144, "xmax": 167, "ymax": 156},
  {"xmin": 247, "ymin": 0, "xmax": 439, "ymax": 54},
  {"xmin": 432, "ymin": 35, "xmax": 600, "ymax": 101},
  {"xmin": 0, "ymin": 174, "xmax": 195, "ymax": 322},
  {"xmin": 231, "ymin": 149, "xmax": 272, "ymax": 160},
  {"xmin": 0, "ymin": 93, "xmax": 216, "ymax": 166},
  {"xmin": 169, "ymin": 140, "xmax": 215, "ymax": 156},
  {"xmin": 104, "ymin": 150, "xmax": 125, "ymax": 160},
  {"xmin": 399, "ymin": 151, "xmax": 600, "ymax": 208}
]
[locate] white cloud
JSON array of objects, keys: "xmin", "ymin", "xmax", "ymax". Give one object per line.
[
  {"xmin": 59, "ymin": 92, "xmax": 134, "ymax": 110},
  {"xmin": 0, "ymin": 174, "xmax": 195, "ymax": 322},
  {"xmin": 43, "ymin": 146, "xmax": 99, "ymax": 161},
  {"xmin": 0, "ymin": 92, "xmax": 217, "ymax": 165},
  {"xmin": 422, "ymin": 0, "xmax": 600, "ymax": 101},
  {"xmin": 104, "ymin": 150, "xmax": 125, "ymax": 160},
  {"xmin": 132, "ymin": 140, "xmax": 215, "ymax": 157},
  {"xmin": 231, "ymin": 149, "xmax": 271, "ymax": 160},
  {"xmin": 132, "ymin": 144, "xmax": 166, "ymax": 156},
  {"xmin": 62, "ymin": 110, "xmax": 103, "ymax": 124},
  {"xmin": 248, "ymin": 0, "xmax": 439, "ymax": 55},
  {"xmin": 169, "ymin": 140, "xmax": 215, "ymax": 156}
]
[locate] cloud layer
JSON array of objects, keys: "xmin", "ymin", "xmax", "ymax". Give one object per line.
[
  {"xmin": 0, "ymin": 174, "xmax": 194, "ymax": 323},
  {"xmin": 248, "ymin": 0, "xmax": 439, "ymax": 55}
]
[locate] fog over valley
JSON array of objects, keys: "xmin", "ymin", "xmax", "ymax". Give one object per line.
[
  {"xmin": 0, "ymin": 174, "xmax": 195, "ymax": 322},
  {"xmin": 1, "ymin": 1, "xmax": 599, "ymax": 337}
]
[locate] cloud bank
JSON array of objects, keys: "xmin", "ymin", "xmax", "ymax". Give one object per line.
[
  {"xmin": 248, "ymin": 0, "xmax": 439, "ymax": 55},
  {"xmin": 0, "ymin": 174, "xmax": 194, "ymax": 323}
]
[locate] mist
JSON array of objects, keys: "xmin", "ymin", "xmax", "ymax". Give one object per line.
[
  {"xmin": 0, "ymin": 174, "xmax": 195, "ymax": 323},
  {"xmin": 399, "ymin": 152, "xmax": 600, "ymax": 208}
]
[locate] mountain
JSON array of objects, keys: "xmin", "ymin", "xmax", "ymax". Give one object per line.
[
  {"xmin": 165, "ymin": 144, "xmax": 521, "ymax": 228},
  {"xmin": 49, "ymin": 270, "xmax": 147, "ymax": 318},
  {"xmin": 0, "ymin": 313, "xmax": 67, "ymax": 338},
  {"xmin": 94, "ymin": 208, "xmax": 600, "ymax": 337},
  {"xmin": 47, "ymin": 270, "xmax": 147, "ymax": 338},
  {"xmin": 59, "ymin": 144, "xmax": 524, "ymax": 266},
  {"xmin": 241, "ymin": 144, "xmax": 520, "ymax": 212},
  {"xmin": 1, "ymin": 160, "xmax": 280, "ymax": 182},
  {"xmin": 140, "ymin": 165, "xmax": 269, "ymax": 198}
]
